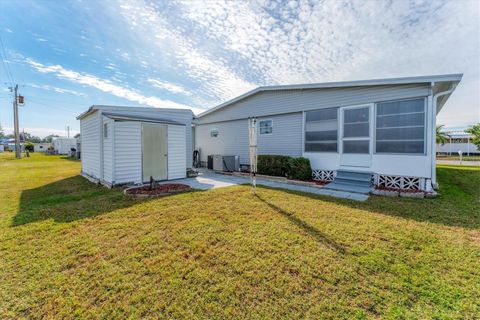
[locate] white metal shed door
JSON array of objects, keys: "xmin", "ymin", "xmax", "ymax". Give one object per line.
[{"xmin": 142, "ymin": 124, "xmax": 168, "ymax": 182}]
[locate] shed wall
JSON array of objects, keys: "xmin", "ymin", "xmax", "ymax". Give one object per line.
[
  {"xmin": 94, "ymin": 106, "xmax": 193, "ymax": 168},
  {"xmin": 168, "ymin": 125, "xmax": 187, "ymax": 179},
  {"xmin": 102, "ymin": 116, "xmax": 114, "ymax": 183},
  {"xmin": 114, "ymin": 121, "xmax": 142, "ymax": 184},
  {"xmin": 80, "ymin": 112, "xmax": 101, "ymax": 178}
]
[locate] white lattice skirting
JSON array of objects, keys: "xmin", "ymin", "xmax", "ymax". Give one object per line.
[
  {"xmin": 375, "ymin": 174, "xmax": 425, "ymax": 191},
  {"xmin": 312, "ymin": 169, "xmax": 336, "ymax": 181}
]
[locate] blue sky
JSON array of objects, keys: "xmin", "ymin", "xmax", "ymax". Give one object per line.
[{"xmin": 0, "ymin": 0, "xmax": 479, "ymax": 137}]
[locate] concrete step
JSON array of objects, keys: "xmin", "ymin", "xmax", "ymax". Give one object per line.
[
  {"xmin": 334, "ymin": 176, "xmax": 372, "ymax": 186},
  {"xmin": 324, "ymin": 182, "xmax": 372, "ymax": 194},
  {"xmin": 336, "ymin": 170, "xmax": 372, "ymax": 182}
]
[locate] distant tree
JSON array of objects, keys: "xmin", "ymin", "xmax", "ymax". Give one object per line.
[
  {"xmin": 42, "ymin": 134, "xmax": 60, "ymax": 143},
  {"xmin": 465, "ymin": 123, "xmax": 480, "ymax": 151},
  {"xmin": 436, "ymin": 125, "xmax": 449, "ymax": 145},
  {"xmin": 0, "ymin": 123, "xmax": 4, "ymax": 139},
  {"xmin": 74, "ymin": 133, "xmax": 80, "ymax": 139},
  {"xmin": 28, "ymin": 136, "xmax": 42, "ymax": 143}
]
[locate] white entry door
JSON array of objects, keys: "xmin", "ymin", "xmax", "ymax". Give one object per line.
[
  {"xmin": 340, "ymin": 105, "xmax": 372, "ymax": 167},
  {"xmin": 142, "ymin": 124, "xmax": 168, "ymax": 182}
]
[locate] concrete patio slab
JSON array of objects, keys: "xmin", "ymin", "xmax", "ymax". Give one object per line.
[{"xmin": 161, "ymin": 171, "xmax": 369, "ymax": 201}]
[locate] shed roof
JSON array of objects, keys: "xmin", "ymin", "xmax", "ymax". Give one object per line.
[
  {"xmin": 102, "ymin": 112, "xmax": 185, "ymax": 125},
  {"xmin": 77, "ymin": 105, "xmax": 193, "ymax": 120},
  {"xmin": 198, "ymin": 74, "xmax": 463, "ymax": 118}
]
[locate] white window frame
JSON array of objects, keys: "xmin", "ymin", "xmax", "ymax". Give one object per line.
[
  {"xmin": 210, "ymin": 127, "xmax": 219, "ymax": 138},
  {"xmin": 373, "ymin": 97, "xmax": 427, "ymax": 155},
  {"xmin": 259, "ymin": 119, "xmax": 273, "ymax": 135},
  {"xmin": 304, "ymin": 107, "xmax": 339, "ymax": 153}
]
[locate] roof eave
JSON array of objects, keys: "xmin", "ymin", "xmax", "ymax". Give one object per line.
[{"xmin": 198, "ymin": 73, "xmax": 463, "ymax": 118}]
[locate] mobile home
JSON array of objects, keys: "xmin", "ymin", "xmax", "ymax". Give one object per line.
[
  {"xmin": 77, "ymin": 105, "xmax": 193, "ymax": 187},
  {"xmin": 194, "ymin": 74, "xmax": 462, "ymax": 191}
]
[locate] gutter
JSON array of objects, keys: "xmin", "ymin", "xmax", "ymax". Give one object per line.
[{"xmin": 430, "ymin": 83, "xmax": 457, "ymax": 189}]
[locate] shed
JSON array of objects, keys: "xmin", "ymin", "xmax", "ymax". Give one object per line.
[
  {"xmin": 77, "ymin": 105, "xmax": 193, "ymax": 187},
  {"xmin": 33, "ymin": 143, "xmax": 52, "ymax": 152},
  {"xmin": 52, "ymin": 138, "xmax": 77, "ymax": 155}
]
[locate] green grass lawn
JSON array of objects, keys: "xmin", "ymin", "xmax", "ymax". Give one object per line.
[{"xmin": 1, "ymin": 153, "xmax": 479, "ymax": 319}]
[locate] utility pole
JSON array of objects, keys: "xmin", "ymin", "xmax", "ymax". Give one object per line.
[
  {"xmin": 67, "ymin": 125, "xmax": 70, "ymax": 138},
  {"xmin": 12, "ymin": 84, "xmax": 20, "ymax": 159}
]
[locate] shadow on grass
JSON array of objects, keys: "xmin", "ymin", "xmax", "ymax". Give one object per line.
[
  {"xmin": 254, "ymin": 166, "xmax": 480, "ymax": 230},
  {"xmin": 255, "ymin": 193, "xmax": 346, "ymax": 254},
  {"xmin": 59, "ymin": 156, "xmax": 80, "ymax": 162},
  {"xmin": 12, "ymin": 175, "xmax": 147, "ymax": 226}
]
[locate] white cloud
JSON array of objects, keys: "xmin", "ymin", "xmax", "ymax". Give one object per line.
[
  {"xmin": 25, "ymin": 58, "xmax": 203, "ymax": 113},
  {"xmin": 29, "ymin": 83, "xmax": 87, "ymax": 97},
  {"xmin": 178, "ymin": 0, "xmax": 479, "ymax": 125},
  {"xmin": 147, "ymin": 78, "xmax": 191, "ymax": 96},
  {"xmin": 114, "ymin": 0, "xmax": 257, "ymax": 104}
]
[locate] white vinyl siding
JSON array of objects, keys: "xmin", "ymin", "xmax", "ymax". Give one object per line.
[
  {"xmin": 375, "ymin": 98, "xmax": 426, "ymax": 154},
  {"xmin": 195, "ymin": 113, "xmax": 303, "ymax": 165},
  {"xmin": 80, "ymin": 112, "xmax": 100, "ymax": 178},
  {"xmin": 102, "ymin": 117, "xmax": 114, "ymax": 182},
  {"xmin": 114, "ymin": 121, "xmax": 142, "ymax": 184},
  {"xmin": 168, "ymin": 125, "xmax": 187, "ymax": 180},
  {"xmin": 304, "ymin": 108, "xmax": 338, "ymax": 152},
  {"xmin": 198, "ymin": 84, "xmax": 430, "ymax": 124}
]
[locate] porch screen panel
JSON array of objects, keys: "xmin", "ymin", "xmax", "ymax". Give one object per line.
[
  {"xmin": 375, "ymin": 98, "xmax": 425, "ymax": 154},
  {"xmin": 305, "ymin": 108, "xmax": 338, "ymax": 152}
]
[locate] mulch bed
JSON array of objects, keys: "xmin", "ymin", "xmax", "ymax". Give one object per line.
[
  {"xmin": 375, "ymin": 185, "xmax": 424, "ymax": 193},
  {"xmin": 126, "ymin": 183, "xmax": 191, "ymax": 196},
  {"xmin": 310, "ymin": 180, "xmax": 330, "ymax": 186}
]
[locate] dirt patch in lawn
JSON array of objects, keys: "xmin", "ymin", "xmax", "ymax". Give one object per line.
[{"xmin": 125, "ymin": 183, "xmax": 191, "ymax": 197}]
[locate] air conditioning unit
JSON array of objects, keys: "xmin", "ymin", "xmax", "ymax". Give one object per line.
[{"xmin": 212, "ymin": 155, "xmax": 240, "ymax": 172}]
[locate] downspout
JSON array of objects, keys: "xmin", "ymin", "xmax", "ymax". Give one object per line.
[{"xmin": 430, "ymin": 83, "xmax": 457, "ymax": 190}]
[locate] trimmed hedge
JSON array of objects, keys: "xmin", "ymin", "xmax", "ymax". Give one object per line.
[
  {"xmin": 287, "ymin": 157, "xmax": 312, "ymax": 181},
  {"xmin": 257, "ymin": 155, "xmax": 312, "ymax": 181}
]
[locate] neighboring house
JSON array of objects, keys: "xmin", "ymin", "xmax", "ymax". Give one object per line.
[
  {"xmin": 33, "ymin": 143, "xmax": 52, "ymax": 152},
  {"xmin": 194, "ymin": 74, "xmax": 462, "ymax": 191},
  {"xmin": 52, "ymin": 137, "xmax": 77, "ymax": 155},
  {"xmin": 77, "ymin": 105, "xmax": 193, "ymax": 187},
  {"xmin": 437, "ymin": 128, "xmax": 479, "ymax": 155}
]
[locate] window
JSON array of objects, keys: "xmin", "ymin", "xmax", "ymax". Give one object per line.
[
  {"xmin": 304, "ymin": 108, "xmax": 338, "ymax": 152},
  {"xmin": 103, "ymin": 123, "xmax": 108, "ymax": 138},
  {"xmin": 259, "ymin": 120, "xmax": 273, "ymax": 134},
  {"xmin": 210, "ymin": 128, "xmax": 219, "ymax": 137},
  {"xmin": 375, "ymin": 98, "xmax": 425, "ymax": 154}
]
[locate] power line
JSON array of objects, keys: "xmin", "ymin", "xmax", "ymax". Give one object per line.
[{"xmin": 0, "ymin": 36, "xmax": 15, "ymax": 86}]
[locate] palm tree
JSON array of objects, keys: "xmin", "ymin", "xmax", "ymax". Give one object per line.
[{"xmin": 436, "ymin": 124, "xmax": 449, "ymax": 145}]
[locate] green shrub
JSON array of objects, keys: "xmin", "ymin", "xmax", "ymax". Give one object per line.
[
  {"xmin": 287, "ymin": 157, "xmax": 312, "ymax": 181},
  {"xmin": 24, "ymin": 142, "xmax": 34, "ymax": 152},
  {"xmin": 257, "ymin": 155, "xmax": 312, "ymax": 181},
  {"xmin": 257, "ymin": 155, "xmax": 290, "ymax": 177}
]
